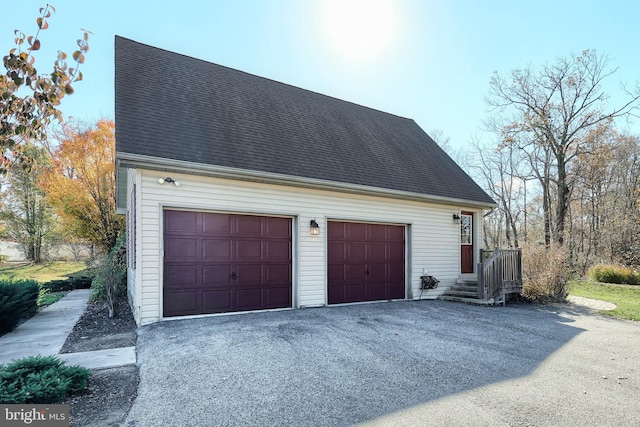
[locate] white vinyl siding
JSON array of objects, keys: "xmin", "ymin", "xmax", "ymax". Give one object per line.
[{"xmin": 129, "ymin": 168, "xmax": 484, "ymax": 325}]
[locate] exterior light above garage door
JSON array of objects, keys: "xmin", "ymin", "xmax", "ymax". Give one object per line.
[
  {"xmin": 309, "ymin": 219, "xmax": 320, "ymax": 236},
  {"xmin": 158, "ymin": 177, "xmax": 181, "ymax": 187}
]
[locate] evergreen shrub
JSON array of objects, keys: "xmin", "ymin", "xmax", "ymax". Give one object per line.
[
  {"xmin": 0, "ymin": 279, "xmax": 39, "ymax": 334},
  {"xmin": 0, "ymin": 355, "xmax": 90, "ymax": 403}
]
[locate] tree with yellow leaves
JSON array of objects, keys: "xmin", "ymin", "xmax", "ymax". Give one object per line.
[{"xmin": 42, "ymin": 119, "xmax": 123, "ymax": 252}]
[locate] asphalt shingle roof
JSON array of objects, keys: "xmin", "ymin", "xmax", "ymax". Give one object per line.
[{"xmin": 115, "ymin": 36, "xmax": 494, "ymax": 205}]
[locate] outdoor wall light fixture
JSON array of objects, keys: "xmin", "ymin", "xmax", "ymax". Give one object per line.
[
  {"xmin": 158, "ymin": 177, "xmax": 181, "ymax": 187},
  {"xmin": 453, "ymin": 213, "xmax": 461, "ymax": 223},
  {"xmin": 309, "ymin": 219, "xmax": 320, "ymax": 236}
]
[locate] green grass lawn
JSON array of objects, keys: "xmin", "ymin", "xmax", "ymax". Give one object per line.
[
  {"xmin": 569, "ymin": 280, "xmax": 640, "ymax": 321},
  {"xmin": 0, "ymin": 261, "xmax": 89, "ymax": 308},
  {"xmin": 37, "ymin": 292, "xmax": 66, "ymax": 306},
  {"xmin": 0, "ymin": 261, "xmax": 88, "ymax": 283}
]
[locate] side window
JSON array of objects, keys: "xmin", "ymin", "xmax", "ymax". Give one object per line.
[{"xmin": 460, "ymin": 214, "xmax": 472, "ymax": 245}]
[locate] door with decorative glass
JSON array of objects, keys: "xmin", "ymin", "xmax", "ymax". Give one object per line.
[{"xmin": 460, "ymin": 212, "xmax": 474, "ymax": 273}]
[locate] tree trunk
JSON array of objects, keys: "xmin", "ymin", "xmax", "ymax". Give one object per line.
[
  {"xmin": 555, "ymin": 154, "xmax": 570, "ymax": 246},
  {"xmin": 504, "ymin": 207, "xmax": 519, "ymax": 249},
  {"xmin": 542, "ymin": 178, "xmax": 552, "ymax": 247},
  {"xmin": 105, "ymin": 276, "xmax": 118, "ymax": 318}
]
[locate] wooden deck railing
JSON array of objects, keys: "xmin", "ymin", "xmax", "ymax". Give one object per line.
[{"xmin": 477, "ymin": 248, "xmax": 523, "ymax": 302}]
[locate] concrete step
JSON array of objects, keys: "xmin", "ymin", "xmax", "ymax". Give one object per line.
[
  {"xmin": 448, "ymin": 281, "xmax": 478, "ymax": 298},
  {"xmin": 451, "ymin": 283, "xmax": 477, "ymax": 291},
  {"xmin": 444, "ymin": 289, "xmax": 478, "ymax": 298},
  {"xmin": 58, "ymin": 347, "xmax": 136, "ymax": 370}
]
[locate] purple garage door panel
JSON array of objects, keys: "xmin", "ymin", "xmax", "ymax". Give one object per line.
[
  {"xmin": 328, "ymin": 221, "xmax": 405, "ymax": 304},
  {"xmin": 163, "ymin": 210, "xmax": 292, "ymax": 317}
]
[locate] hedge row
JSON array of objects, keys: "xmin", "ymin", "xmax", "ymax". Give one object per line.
[{"xmin": 41, "ymin": 275, "xmax": 94, "ymax": 292}]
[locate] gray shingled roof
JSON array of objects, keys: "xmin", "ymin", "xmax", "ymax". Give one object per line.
[{"xmin": 115, "ymin": 36, "xmax": 494, "ymax": 206}]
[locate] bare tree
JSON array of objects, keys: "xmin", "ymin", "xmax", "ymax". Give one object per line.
[
  {"xmin": 430, "ymin": 128, "xmax": 468, "ymax": 168},
  {"xmin": 469, "ymin": 137, "xmax": 527, "ymax": 248},
  {"xmin": 486, "ymin": 50, "xmax": 640, "ymax": 246},
  {"xmin": 571, "ymin": 130, "xmax": 640, "ymax": 268}
]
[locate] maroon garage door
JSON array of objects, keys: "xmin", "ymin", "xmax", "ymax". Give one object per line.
[
  {"xmin": 328, "ymin": 221, "xmax": 405, "ymax": 304},
  {"xmin": 163, "ymin": 210, "xmax": 292, "ymax": 317}
]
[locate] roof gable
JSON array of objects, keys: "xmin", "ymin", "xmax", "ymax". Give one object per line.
[{"xmin": 115, "ymin": 36, "xmax": 494, "ymax": 206}]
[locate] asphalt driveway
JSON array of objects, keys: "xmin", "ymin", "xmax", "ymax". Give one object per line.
[{"xmin": 124, "ymin": 300, "xmax": 640, "ymax": 426}]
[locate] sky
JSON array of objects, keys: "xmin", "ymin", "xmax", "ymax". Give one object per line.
[{"xmin": 2, "ymin": 0, "xmax": 639, "ymax": 151}]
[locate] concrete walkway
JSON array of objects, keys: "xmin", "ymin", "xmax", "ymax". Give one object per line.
[
  {"xmin": 0, "ymin": 289, "xmax": 135, "ymax": 370},
  {"xmin": 568, "ymin": 295, "xmax": 617, "ymax": 311}
]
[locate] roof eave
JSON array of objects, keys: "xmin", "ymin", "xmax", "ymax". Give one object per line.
[{"xmin": 116, "ymin": 152, "xmax": 497, "ymax": 209}]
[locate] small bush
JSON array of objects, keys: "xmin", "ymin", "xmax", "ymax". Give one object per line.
[
  {"xmin": 587, "ymin": 264, "xmax": 639, "ymax": 285},
  {"xmin": 90, "ymin": 235, "xmax": 126, "ymax": 317},
  {"xmin": 0, "ymin": 255, "xmax": 8, "ymax": 263},
  {"xmin": 0, "ymin": 279, "xmax": 40, "ymax": 334},
  {"xmin": 0, "ymin": 355, "xmax": 90, "ymax": 403},
  {"xmin": 521, "ymin": 243, "xmax": 571, "ymax": 302}
]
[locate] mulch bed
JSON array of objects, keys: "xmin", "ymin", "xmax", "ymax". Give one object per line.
[
  {"xmin": 60, "ymin": 293, "xmax": 137, "ymax": 354},
  {"xmin": 63, "ymin": 365, "xmax": 139, "ymax": 427},
  {"xmin": 60, "ymin": 292, "xmax": 139, "ymax": 427}
]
